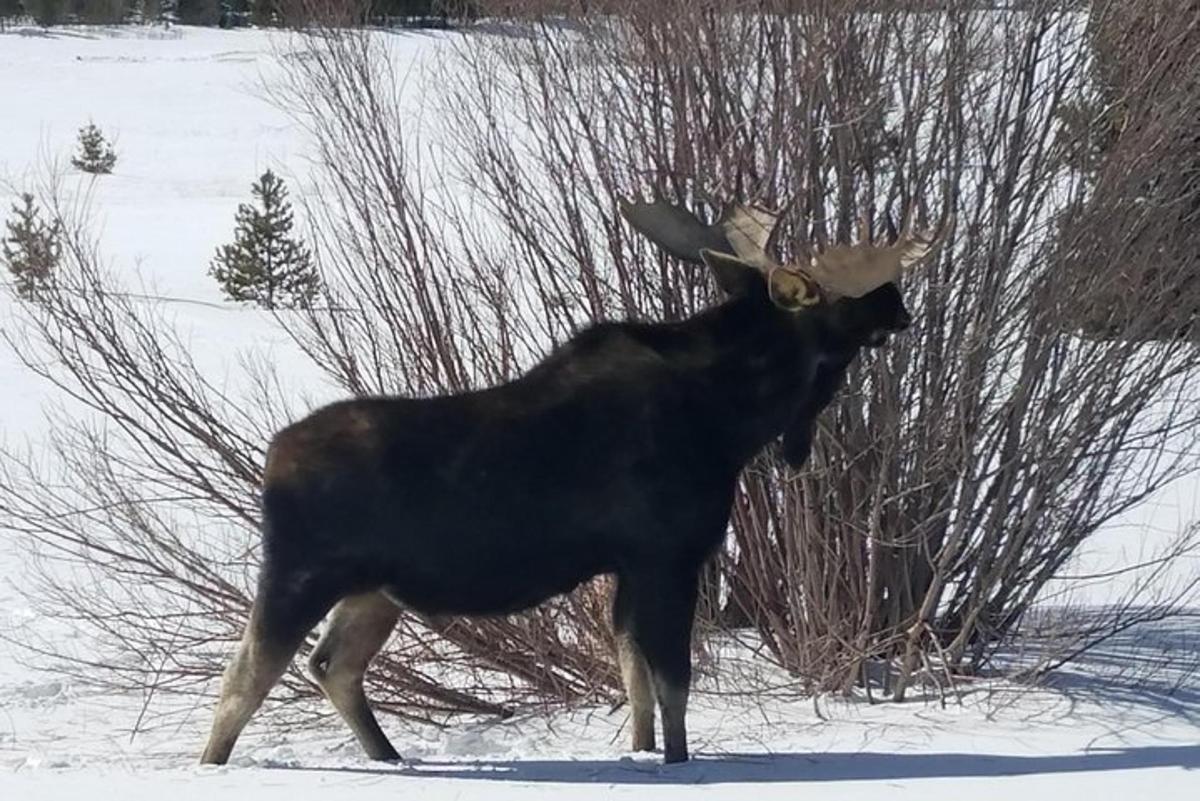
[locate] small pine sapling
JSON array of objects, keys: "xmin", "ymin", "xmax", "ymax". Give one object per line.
[
  {"xmin": 210, "ymin": 170, "xmax": 319, "ymax": 310},
  {"xmin": 2, "ymin": 193, "xmax": 61, "ymax": 299},
  {"xmin": 72, "ymin": 122, "xmax": 118, "ymax": 175}
]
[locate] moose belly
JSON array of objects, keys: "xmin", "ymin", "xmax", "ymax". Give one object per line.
[{"xmin": 383, "ymin": 551, "xmax": 601, "ymax": 617}]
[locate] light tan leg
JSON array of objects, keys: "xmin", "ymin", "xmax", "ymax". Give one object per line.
[
  {"xmin": 617, "ymin": 632, "xmax": 656, "ymax": 752},
  {"xmin": 308, "ymin": 592, "xmax": 402, "ymax": 762},
  {"xmin": 201, "ymin": 603, "xmax": 308, "ymax": 765}
]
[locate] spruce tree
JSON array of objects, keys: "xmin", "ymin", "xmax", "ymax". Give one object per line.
[
  {"xmin": 0, "ymin": 0, "xmax": 24, "ymax": 31},
  {"xmin": 3, "ymin": 194, "xmax": 61, "ymax": 300},
  {"xmin": 26, "ymin": 0, "xmax": 65, "ymax": 26},
  {"xmin": 71, "ymin": 122, "xmax": 118, "ymax": 175},
  {"xmin": 210, "ymin": 170, "xmax": 318, "ymax": 310},
  {"xmin": 175, "ymin": 0, "xmax": 219, "ymax": 25},
  {"xmin": 251, "ymin": 0, "xmax": 278, "ymax": 27}
]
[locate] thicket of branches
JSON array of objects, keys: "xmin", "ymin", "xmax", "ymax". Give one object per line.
[
  {"xmin": 2, "ymin": 0, "xmax": 1199, "ymax": 731},
  {"xmin": 0, "ymin": 0, "xmax": 479, "ymax": 28}
]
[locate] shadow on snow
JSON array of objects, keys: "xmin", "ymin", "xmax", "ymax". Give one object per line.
[{"xmin": 272, "ymin": 744, "xmax": 1200, "ymax": 785}]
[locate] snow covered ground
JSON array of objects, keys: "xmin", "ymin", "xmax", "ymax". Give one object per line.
[
  {"xmin": 1, "ymin": 23, "xmax": 1198, "ymax": 800},
  {"xmin": 3, "ymin": 637, "xmax": 1199, "ymax": 800},
  {"xmin": 5, "ymin": 683, "xmax": 1199, "ymax": 801}
]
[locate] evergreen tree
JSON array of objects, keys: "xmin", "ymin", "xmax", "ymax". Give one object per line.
[
  {"xmin": 250, "ymin": 0, "xmax": 277, "ymax": 27},
  {"xmin": 0, "ymin": 0, "xmax": 24, "ymax": 31},
  {"xmin": 71, "ymin": 122, "xmax": 118, "ymax": 175},
  {"xmin": 3, "ymin": 194, "xmax": 61, "ymax": 300},
  {"xmin": 210, "ymin": 170, "xmax": 318, "ymax": 310},
  {"xmin": 27, "ymin": 0, "xmax": 65, "ymax": 26},
  {"xmin": 151, "ymin": 0, "xmax": 175, "ymax": 24},
  {"xmin": 74, "ymin": 0, "xmax": 134, "ymax": 24},
  {"xmin": 175, "ymin": 0, "xmax": 219, "ymax": 25}
]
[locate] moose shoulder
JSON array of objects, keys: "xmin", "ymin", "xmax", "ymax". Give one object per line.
[{"xmin": 201, "ymin": 202, "xmax": 944, "ymax": 767}]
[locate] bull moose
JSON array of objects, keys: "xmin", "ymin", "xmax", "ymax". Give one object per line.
[{"xmin": 200, "ymin": 199, "xmax": 945, "ymax": 766}]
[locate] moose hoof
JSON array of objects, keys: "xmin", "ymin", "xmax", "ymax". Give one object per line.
[
  {"xmin": 663, "ymin": 747, "xmax": 689, "ymax": 765},
  {"xmin": 366, "ymin": 745, "xmax": 403, "ymax": 764},
  {"xmin": 631, "ymin": 734, "xmax": 656, "ymax": 753}
]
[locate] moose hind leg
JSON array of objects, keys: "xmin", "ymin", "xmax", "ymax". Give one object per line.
[
  {"xmin": 308, "ymin": 591, "xmax": 402, "ymax": 762},
  {"xmin": 627, "ymin": 568, "xmax": 699, "ymax": 765},
  {"xmin": 201, "ymin": 577, "xmax": 333, "ymax": 765},
  {"xmin": 613, "ymin": 576, "xmax": 656, "ymax": 752}
]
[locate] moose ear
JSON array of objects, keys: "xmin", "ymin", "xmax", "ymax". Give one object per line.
[{"xmin": 699, "ymin": 249, "xmax": 765, "ymax": 297}]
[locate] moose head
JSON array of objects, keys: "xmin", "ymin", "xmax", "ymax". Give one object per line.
[
  {"xmin": 621, "ymin": 196, "xmax": 949, "ymax": 465},
  {"xmin": 620, "ymin": 197, "xmax": 947, "ymax": 349}
]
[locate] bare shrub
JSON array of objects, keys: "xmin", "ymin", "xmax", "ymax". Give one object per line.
[
  {"xmin": 2, "ymin": 0, "xmax": 1199, "ymax": 735},
  {"xmin": 0, "ymin": 174, "xmax": 610, "ymax": 726},
  {"xmin": 1055, "ymin": 0, "xmax": 1200, "ymax": 343},
  {"xmin": 276, "ymin": 0, "xmax": 1200, "ymax": 699}
]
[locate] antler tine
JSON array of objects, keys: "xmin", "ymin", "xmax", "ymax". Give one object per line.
[
  {"xmin": 857, "ymin": 214, "xmax": 872, "ymax": 246},
  {"xmin": 934, "ymin": 197, "xmax": 956, "ymax": 243},
  {"xmin": 813, "ymin": 217, "xmax": 829, "ymax": 252},
  {"xmin": 899, "ymin": 200, "xmax": 917, "ymax": 241},
  {"xmin": 719, "ymin": 202, "xmax": 780, "ymax": 265},
  {"xmin": 895, "ymin": 200, "xmax": 953, "ymax": 272},
  {"xmin": 885, "ymin": 209, "xmax": 900, "ymax": 244}
]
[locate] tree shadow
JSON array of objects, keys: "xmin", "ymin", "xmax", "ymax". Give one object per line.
[
  {"xmin": 272, "ymin": 745, "xmax": 1200, "ymax": 785},
  {"xmin": 2, "ymin": 27, "xmax": 99, "ymax": 40},
  {"xmin": 1036, "ymin": 614, "xmax": 1200, "ymax": 726}
]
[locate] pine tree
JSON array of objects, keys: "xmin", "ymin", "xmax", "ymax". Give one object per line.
[
  {"xmin": 175, "ymin": 0, "xmax": 219, "ymax": 25},
  {"xmin": 76, "ymin": 0, "xmax": 134, "ymax": 24},
  {"xmin": 209, "ymin": 170, "xmax": 318, "ymax": 310},
  {"xmin": 251, "ymin": 0, "xmax": 278, "ymax": 27},
  {"xmin": 3, "ymin": 194, "xmax": 61, "ymax": 300},
  {"xmin": 0, "ymin": 0, "xmax": 24, "ymax": 31},
  {"xmin": 26, "ymin": 0, "xmax": 65, "ymax": 26},
  {"xmin": 71, "ymin": 122, "xmax": 118, "ymax": 175}
]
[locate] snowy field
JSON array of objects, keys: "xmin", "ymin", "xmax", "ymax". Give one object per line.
[{"xmin": 1, "ymin": 24, "xmax": 1199, "ymax": 800}]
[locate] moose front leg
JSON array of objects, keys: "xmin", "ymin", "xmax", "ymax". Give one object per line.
[{"xmin": 626, "ymin": 567, "xmax": 699, "ymax": 764}]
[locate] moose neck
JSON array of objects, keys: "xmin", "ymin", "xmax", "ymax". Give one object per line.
[{"xmin": 684, "ymin": 295, "xmax": 843, "ymax": 467}]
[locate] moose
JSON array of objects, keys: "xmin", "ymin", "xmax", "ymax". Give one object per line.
[{"xmin": 200, "ymin": 198, "xmax": 945, "ymax": 767}]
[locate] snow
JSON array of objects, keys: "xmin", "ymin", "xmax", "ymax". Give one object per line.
[
  {"xmin": 3, "ymin": 667, "xmax": 1199, "ymax": 799},
  {"xmin": 1, "ymin": 23, "xmax": 1198, "ymax": 801},
  {"xmin": 3, "ymin": 655, "xmax": 1200, "ymax": 800}
]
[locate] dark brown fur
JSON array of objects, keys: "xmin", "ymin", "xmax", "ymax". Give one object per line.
[{"xmin": 201, "ymin": 260, "xmax": 911, "ymax": 766}]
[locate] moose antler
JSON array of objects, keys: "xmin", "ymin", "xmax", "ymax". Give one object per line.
[
  {"xmin": 621, "ymin": 197, "xmax": 948, "ymax": 304},
  {"xmin": 803, "ymin": 210, "xmax": 947, "ymax": 299},
  {"xmin": 619, "ymin": 199, "xmax": 779, "ymax": 266},
  {"xmin": 618, "ymin": 199, "xmax": 732, "ymax": 264},
  {"xmin": 718, "ymin": 204, "xmax": 779, "ymax": 265}
]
